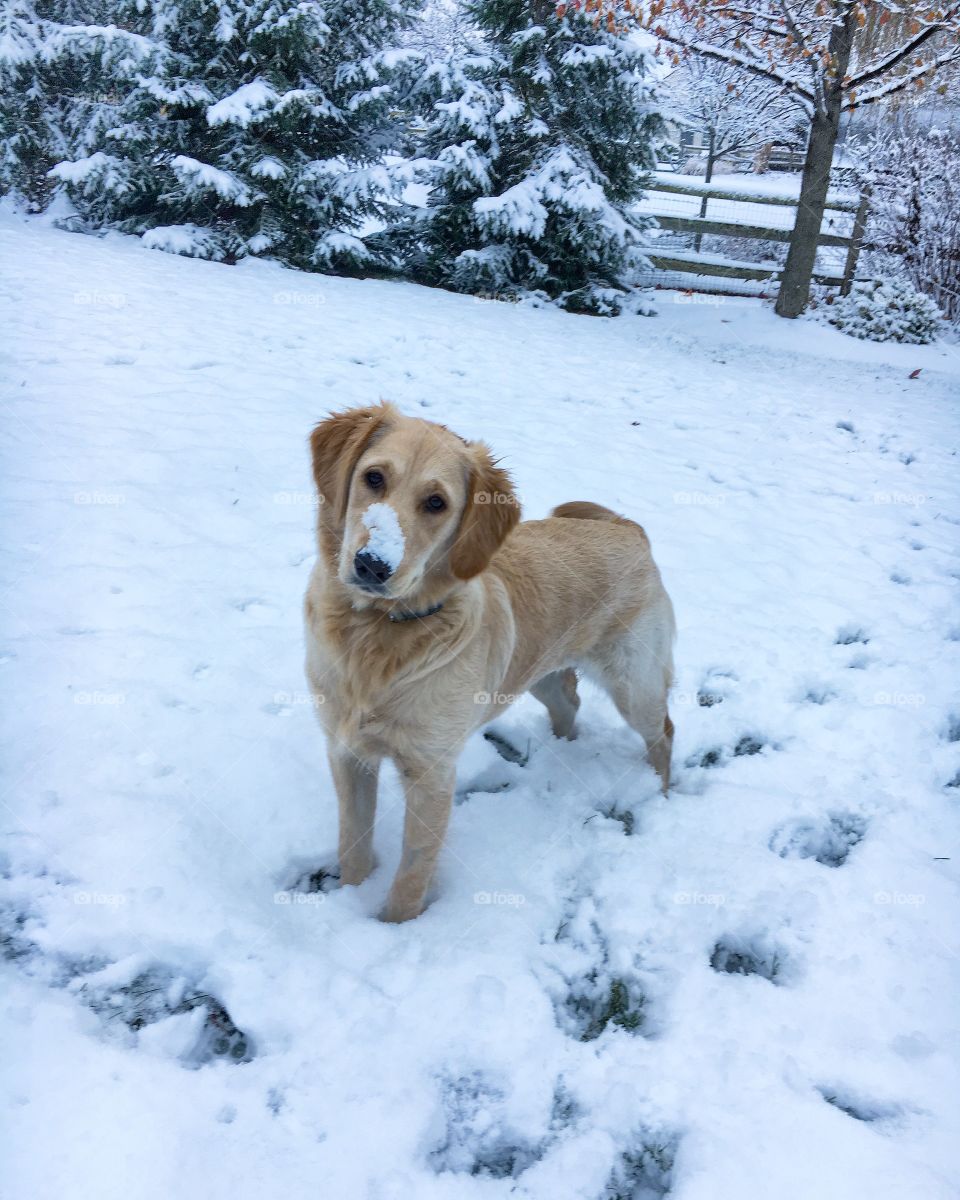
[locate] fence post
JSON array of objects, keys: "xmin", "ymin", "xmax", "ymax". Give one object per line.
[{"xmin": 840, "ymin": 188, "xmax": 871, "ymax": 296}]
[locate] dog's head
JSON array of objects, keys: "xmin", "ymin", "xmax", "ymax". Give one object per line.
[{"xmin": 310, "ymin": 403, "xmax": 519, "ymax": 603}]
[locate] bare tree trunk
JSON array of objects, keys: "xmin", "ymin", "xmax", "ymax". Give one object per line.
[
  {"xmin": 775, "ymin": 110, "xmax": 840, "ymax": 316},
  {"xmin": 775, "ymin": 5, "xmax": 857, "ymax": 318}
]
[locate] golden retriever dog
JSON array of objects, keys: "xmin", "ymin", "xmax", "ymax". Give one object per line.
[{"xmin": 304, "ymin": 403, "xmax": 675, "ymax": 923}]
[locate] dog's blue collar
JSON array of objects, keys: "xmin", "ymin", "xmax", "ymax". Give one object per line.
[{"xmin": 388, "ymin": 602, "xmax": 444, "ymax": 623}]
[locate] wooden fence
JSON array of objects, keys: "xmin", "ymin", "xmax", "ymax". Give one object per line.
[{"xmin": 639, "ymin": 175, "xmax": 871, "ymax": 296}]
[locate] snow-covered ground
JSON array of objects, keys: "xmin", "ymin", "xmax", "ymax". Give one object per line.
[{"xmin": 2, "ymin": 213, "xmax": 959, "ymax": 1200}]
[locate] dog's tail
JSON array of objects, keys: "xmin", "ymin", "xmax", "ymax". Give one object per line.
[{"xmin": 551, "ymin": 501, "xmax": 648, "ymax": 539}]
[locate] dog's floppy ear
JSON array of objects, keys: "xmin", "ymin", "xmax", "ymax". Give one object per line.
[
  {"xmin": 450, "ymin": 443, "xmax": 520, "ymax": 581},
  {"xmin": 310, "ymin": 404, "xmax": 392, "ymax": 523}
]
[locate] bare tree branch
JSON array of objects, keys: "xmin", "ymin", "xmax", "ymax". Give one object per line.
[{"xmin": 652, "ymin": 27, "xmax": 816, "ymax": 108}]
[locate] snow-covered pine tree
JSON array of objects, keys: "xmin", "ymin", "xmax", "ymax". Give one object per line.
[
  {"xmin": 0, "ymin": 0, "xmax": 157, "ymax": 211},
  {"xmin": 3, "ymin": 0, "xmax": 418, "ymax": 270},
  {"xmin": 395, "ymin": 0, "xmax": 661, "ymax": 314}
]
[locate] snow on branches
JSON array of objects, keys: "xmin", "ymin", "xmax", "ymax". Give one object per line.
[{"xmin": 627, "ymin": 1, "xmax": 960, "ymax": 115}]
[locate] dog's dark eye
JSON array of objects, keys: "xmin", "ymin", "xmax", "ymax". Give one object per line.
[
  {"xmin": 364, "ymin": 469, "xmax": 384, "ymax": 490},
  {"xmin": 424, "ymin": 494, "xmax": 446, "ymax": 513}
]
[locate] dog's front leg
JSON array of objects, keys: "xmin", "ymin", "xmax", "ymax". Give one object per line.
[
  {"xmin": 380, "ymin": 758, "xmax": 456, "ymax": 924},
  {"xmin": 329, "ymin": 749, "xmax": 380, "ymax": 886}
]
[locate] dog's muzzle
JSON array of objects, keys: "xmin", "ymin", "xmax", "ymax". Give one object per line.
[{"xmin": 353, "ymin": 549, "xmax": 393, "ymax": 592}]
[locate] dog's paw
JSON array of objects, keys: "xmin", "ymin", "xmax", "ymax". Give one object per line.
[
  {"xmin": 378, "ymin": 900, "xmax": 423, "ymax": 924},
  {"xmin": 339, "ymin": 854, "xmax": 380, "ymax": 887},
  {"xmin": 379, "ymin": 879, "xmax": 430, "ymax": 923}
]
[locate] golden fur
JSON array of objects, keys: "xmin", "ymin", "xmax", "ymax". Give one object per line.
[{"xmin": 304, "ymin": 403, "xmax": 675, "ymax": 922}]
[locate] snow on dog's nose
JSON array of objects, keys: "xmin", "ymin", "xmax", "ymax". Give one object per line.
[{"xmin": 354, "ymin": 503, "xmax": 404, "ymax": 591}]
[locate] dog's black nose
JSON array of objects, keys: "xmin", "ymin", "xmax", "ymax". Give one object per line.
[{"xmin": 354, "ymin": 549, "xmax": 393, "ymax": 590}]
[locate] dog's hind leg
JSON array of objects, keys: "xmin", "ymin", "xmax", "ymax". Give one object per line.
[
  {"xmin": 592, "ymin": 605, "xmax": 675, "ymax": 792},
  {"xmin": 530, "ymin": 668, "xmax": 580, "ymax": 740},
  {"xmin": 607, "ymin": 677, "xmax": 673, "ymax": 793}
]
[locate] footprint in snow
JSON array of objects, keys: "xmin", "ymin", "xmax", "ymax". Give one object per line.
[
  {"xmin": 686, "ymin": 732, "xmax": 770, "ymax": 770},
  {"xmin": 233, "ymin": 598, "xmax": 273, "ymax": 618},
  {"xmin": 483, "ymin": 728, "xmax": 530, "ymax": 766},
  {"xmin": 547, "ymin": 895, "xmax": 654, "ymax": 1041},
  {"xmin": 605, "ymin": 1137, "xmax": 677, "ymax": 1200},
  {"xmin": 77, "ymin": 962, "xmax": 254, "ymax": 1065},
  {"xmin": 557, "ymin": 968, "xmax": 649, "ymax": 1042},
  {"xmin": 710, "ymin": 935, "xmax": 796, "ymax": 985},
  {"xmin": 770, "ymin": 811, "xmax": 866, "ymax": 867},
  {"xmin": 835, "ymin": 624, "xmax": 869, "ymax": 646},
  {"xmin": 889, "ymin": 571, "xmax": 911, "ymax": 585},
  {"xmin": 455, "ymin": 765, "xmax": 515, "ymax": 806},
  {"xmin": 280, "ymin": 861, "xmax": 341, "ymax": 895},
  {"xmin": 697, "ymin": 668, "xmax": 738, "ymax": 708},
  {"xmin": 428, "ymin": 1071, "xmax": 544, "ymax": 1179},
  {"xmin": 2, "ymin": 928, "xmax": 253, "ymax": 1068},
  {"xmin": 817, "ymin": 1086, "xmax": 908, "ymax": 1126}
]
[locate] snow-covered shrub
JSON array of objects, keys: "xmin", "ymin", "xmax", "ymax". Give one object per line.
[
  {"xmin": 1, "ymin": 0, "xmax": 418, "ymax": 271},
  {"xmin": 827, "ymin": 278, "xmax": 942, "ymax": 345},
  {"xmin": 385, "ymin": 1, "xmax": 662, "ymax": 314},
  {"xmin": 849, "ymin": 116, "xmax": 960, "ymax": 327}
]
